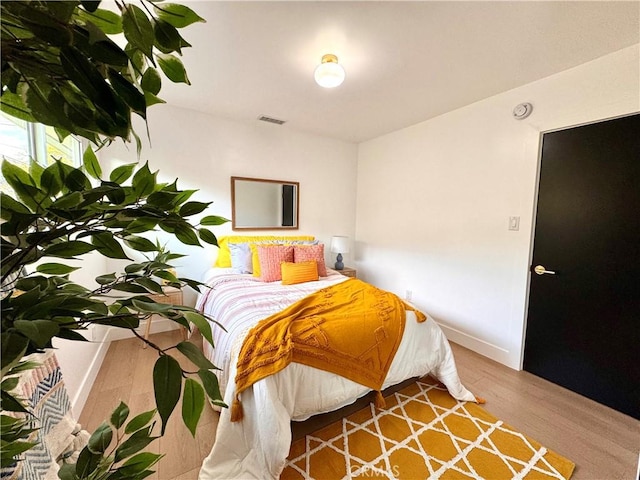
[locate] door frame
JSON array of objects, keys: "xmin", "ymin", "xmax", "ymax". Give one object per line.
[{"xmin": 517, "ymin": 112, "xmax": 638, "ymax": 370}]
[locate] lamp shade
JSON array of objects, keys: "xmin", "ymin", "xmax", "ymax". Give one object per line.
[
  {"xmin": 330, "ymin": 236, "xmax": 350, "ymax": 254},
  {"xmin": 314, "ymin": 54, "xmax": 345, "ymax": 88}
]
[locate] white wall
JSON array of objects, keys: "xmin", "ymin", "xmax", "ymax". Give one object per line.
[
  {"xmin": 100, "ymin": 107, "xmax": 359, "ymax": 307},
  {"xmin": 355, "ymin": 45, "xmax": 640, "ymax": 369}
]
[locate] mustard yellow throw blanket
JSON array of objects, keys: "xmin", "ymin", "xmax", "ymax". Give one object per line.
[{"xmin": 231, "ymin": 278, "xmax": 426, "ymax": 421}]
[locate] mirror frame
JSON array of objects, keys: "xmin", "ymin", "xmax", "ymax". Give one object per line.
[{"xmin": 231, "ymin": 176, "xmax": 300, "ymax": 231}]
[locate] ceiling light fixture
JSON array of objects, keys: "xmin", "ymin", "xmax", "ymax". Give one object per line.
[{"xmin": 314, "ymin": 54, "xmax": 345, "ymax": 88}]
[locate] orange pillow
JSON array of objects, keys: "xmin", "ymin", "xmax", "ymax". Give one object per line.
[
  {"xmin": 293, "ymin": 244, "xmax": 327, "ymax": 277},
  {"xmin": 281, "ymin": 261, "xmax": 319, "ymax": 285},
  {"xmin": 257, "ymin": 245, "xmax": 294, "ymax": 282}
]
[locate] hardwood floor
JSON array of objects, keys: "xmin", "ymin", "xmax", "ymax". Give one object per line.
[
  {"xmin": 79, "ymin": 329, "xmax": 639, "ymax": 479},
  {"xmin": 79, "ymin": 330, "xmax": 219, "ymax": 480}
]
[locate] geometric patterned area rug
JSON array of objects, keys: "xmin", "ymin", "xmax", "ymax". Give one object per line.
[{"xmin": 281, "ymin": 376, "xmax": 575, "ymax": 480}]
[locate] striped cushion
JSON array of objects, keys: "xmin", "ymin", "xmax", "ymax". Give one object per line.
[
  {"xmin": 257, "ymin": 245, "xmax": 294, "ymax": 282},
  {"xmin": 293, "ymin": 244, "xmax": 327, "ymax": 277},
  {"xmin": 281, "ymin": 261, "xmax": 319, "ymax": 285}
]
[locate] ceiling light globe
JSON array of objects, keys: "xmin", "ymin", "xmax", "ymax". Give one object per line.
[{"xmin": 314, "ymin": 55, "xmax": 346, "ymax": 88}]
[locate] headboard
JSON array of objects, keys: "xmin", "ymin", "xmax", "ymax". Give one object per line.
[{"xmin": 214, "ymin": 235, "xmax": 316, "ymax": 267}]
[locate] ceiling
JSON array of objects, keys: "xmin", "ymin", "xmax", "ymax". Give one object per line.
[{"xmin": 159, "ymin": 1, "xmax": 640, "ymax": 143}]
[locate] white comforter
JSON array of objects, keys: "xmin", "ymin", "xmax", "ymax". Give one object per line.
[{"xmin": 196, "ymin": 269, "xmax": 476, "ymax": 479}]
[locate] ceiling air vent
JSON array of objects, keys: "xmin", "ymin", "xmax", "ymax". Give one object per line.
[{"xmin": 257, "ymin": 115, "xmax": 286, "ymax": 125}]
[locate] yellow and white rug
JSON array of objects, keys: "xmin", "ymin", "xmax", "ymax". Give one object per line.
[{"xmin": 282, "ymin": 377, "xmax": 574, "ymax": 479}]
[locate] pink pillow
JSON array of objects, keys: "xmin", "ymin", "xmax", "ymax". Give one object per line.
[
  {"xmin": 293, "ymin": 244, "xmax": 327, "ymax": 277},
  {"xmin": 257, "ymin": 245, "xmax": 294, "ymax": 282}
]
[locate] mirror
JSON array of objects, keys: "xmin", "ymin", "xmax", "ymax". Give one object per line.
[{"xmin": 231, "ymin": 176, "xmax": 299, "ymax": 230}]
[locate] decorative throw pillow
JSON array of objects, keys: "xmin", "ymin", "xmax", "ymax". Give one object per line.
[
  {"xmin": 281, "ymin": 261, "xmax": 319, "ymax": 285},
  {"xmin": 250, "ymin": 241, "xmax": 284, "ymax": 277},
  {"xmin": 293, "ymin": 244, "xmax": 327, "ymax": 277},
  {"xmin": 257, "ymin": 245, "xmax": 294, "ymax": 282},
  {"xmin": 215, "ymin": 235, "xmax": 316, "ymax": 267},
  {"xmin": 228, "ymin": 242, "xmax": 253, "ymax": 274}
]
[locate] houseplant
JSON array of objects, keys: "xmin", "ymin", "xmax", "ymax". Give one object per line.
[{"xmin": 1, "ymin": 1, "xmax": 226, "ymax": 478}]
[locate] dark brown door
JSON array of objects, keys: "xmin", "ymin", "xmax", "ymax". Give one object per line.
[{"xmin": 524, "ymin": 113, "xmax": 640, "ymax": 420}]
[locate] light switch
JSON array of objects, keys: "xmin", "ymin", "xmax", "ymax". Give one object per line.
[{"xmin": 509, "ymin": 216, "xmax": 520, "ymax": 231}]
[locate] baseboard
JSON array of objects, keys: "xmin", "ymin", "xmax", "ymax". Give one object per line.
[
  {"xmin": 70, "ymin": 327, "xmax": 111, "ymax": 418},
  {"xmin": 436, "ymin": 321, "xmax": 518, "ymax": 370}
]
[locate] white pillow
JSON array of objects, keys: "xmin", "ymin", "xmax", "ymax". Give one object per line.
[{"xmin": 228, "ymin": 242, "xmax": 253, "ymax": 274}]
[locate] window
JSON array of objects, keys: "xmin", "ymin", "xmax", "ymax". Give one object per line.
[{"xmin": 0, "ymin": 111, "xmax": 83, "ymax": 194}]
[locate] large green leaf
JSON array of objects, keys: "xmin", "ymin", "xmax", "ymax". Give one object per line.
[
  {"xmin": 49, "ymin": 191, "xmax": 83, "ymax": 209},
  {"xmin": 154, "ymin": 4, "xmax": 206, "ymax": 28},
  {"xmin": 75, "ymin": 446, "xmax": 102, "ymax": 478},
  {"xmin": 56, "ymin": 329, "xmax": 89, "ymax": 342},
  {"xmin": 132, "ymin": 163, "xmax": 156, "ymax": 197},
  {"xmin": 40, "ymin": 161, "xmax": 64, "ymax": 197},
  {"xmin": 18, "ymin": 3, "xmax": 72, "ymax": 46},
  {"xmin": 132, "ymin": 277, "xmax": 164, "ymax": 295},
  {"xmin": 182, "ymin": 311, "xmax": 213, "ymax": 348},
  {"xmin": 0, "ymin": 333, "xmax": 29, "ymax": 375},
  {"xmin": 119, "ymin": 452, "xmax": 163, "ymax": 477},
  {"xmin": 197, "ymin": 369, "xmax": 226, "ymax": 407},
  {"xmin": 131, "ymin": 298, "xmax": 172, "ymax": 313},
  {"xmin": 200, "ymin": 215, "xmax": 230, "ymax": 226},
  {"xmin": 64, "ymin": 168, "xmax": 91, "ymax": 192},
  {"xmin": 87, "ymin": 422, "xmax": 113, "ymax": 454},
  {"xmin": 156, "ymin": 53, "xmax": 190, "ymax": 85},
  {"xmin": 0, "ymin": 91, "xmax": 37, "ymax": 123},
  {"xmin": 29, "ymin": 161, "xmax": 44, "ymax": 186},
  {"xmin": 43, "ymin": 240, "xmax": 96, "ymax": 259},
  {"xmin": 181, "ymin": 378, "xmax": 204, "ymax": 437},
  {"xmin": 108, "ymin": 68, "xmax": 146, "ymax": 118},
  {"xmin": 83, "ymin": 146, "xmax": 102, "ymax": 180},
  {"xmin": 124, "ymin": 409, "xmax": 156, "ymax": 435},
  {"xmin": 36, "ymin": 263, "xmax": 81, "ymax": 275},
  {"xmin": 109, "ymin": 163, "xmax": 137, "ymax": 183},
  {"xmin": 1, "ymin": 160, "xmax": 39, "ymax": 207},
  {"xmin": 153, "ymin": 19, "xmax": 183, "ymax": 53},
  {"xmin": 152, "ymin": 355, "xmax": 182, "ymax": 435},
  {"xmin": 96, "ymin": 273, "xmax": 117, "ymax": 285},
  {"xmin": 140, "ymin": 68, "xmax": 162, "ymax": 95},
  {"xmin": 110, "ymin": 402, "xmax": 130, "ymax": 429},
  {"xmin": 113, "ymin": 427, "xmax": 157, "ymax": 463},
  {"xmin": 123, "ymin": 235, "xmax": 158, "ymax": 252},
  {"xmin": 176, "ymin": 342, "xmax": 215, "ymax": 370},
  {"xmin": 91, "ymin": 232, "xmax": 130, "ymax": 260},
  {"xmin": 1, "ymin": 390, "xmax": 29, "ymax": 414},
  {"xmin": 198, "ymin": 228, "xmax": 218, "ymax": 246},
  {"xmin": 35, "ymin": 86, "xmax": 77, "ymax": 134},
  {"xmin": 179, "ymin": 201, "xmax": 210, "ymax": 217},
  {"xmin": 0, "ymin": 193, "xmax": 31, "ymax": 218},
  {"xmin": 0, "ymin": 439, "xmax": 38, "ymax": 466},
  {"xmin": 76, "ymin": 8, "xmax": 123, "ymax": 35},
  {"xmin": 59, "ymin": 46, "xmax": 118, "ymax": 119},
  {"xmin": 173, "ymin": 222, "xmax": 200, "ymax": 246},
  {"xmin": 122, "ymin": 4, "xmax": 155, "ymax": 61},
  {"xmin": 144, "ymin": 91, "xmax": 166, "ymax": 108},
  {"xmin": 14, "ymin": 320, "xmax": 60, "ymax": 348}
]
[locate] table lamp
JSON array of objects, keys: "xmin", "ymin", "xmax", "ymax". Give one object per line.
[{"xmin": 330, "ymin": 236, "xmax": 350, "ymax": 270}]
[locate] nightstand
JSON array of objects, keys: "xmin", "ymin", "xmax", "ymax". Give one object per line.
[
  {"xmin": 143, "ymin": 286, "xmax": 185, "ymax": 347},
  {"xmin": 338, "ymin": 267, "xmax": 356, "ymax": 278}
]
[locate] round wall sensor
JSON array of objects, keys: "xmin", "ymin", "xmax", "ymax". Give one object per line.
[{"xmin": 513, "ymin": 103, "xmax": 533, "ymax": 120}]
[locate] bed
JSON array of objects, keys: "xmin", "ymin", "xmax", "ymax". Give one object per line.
[{"xmin": 195, "ymin": 266, "xmax": 477, "ymax": 479}]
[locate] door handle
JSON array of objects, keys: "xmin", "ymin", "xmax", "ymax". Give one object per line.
[{"xmin": 534, "ymin": 265, "xmax": 556, "ymax": 275}]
